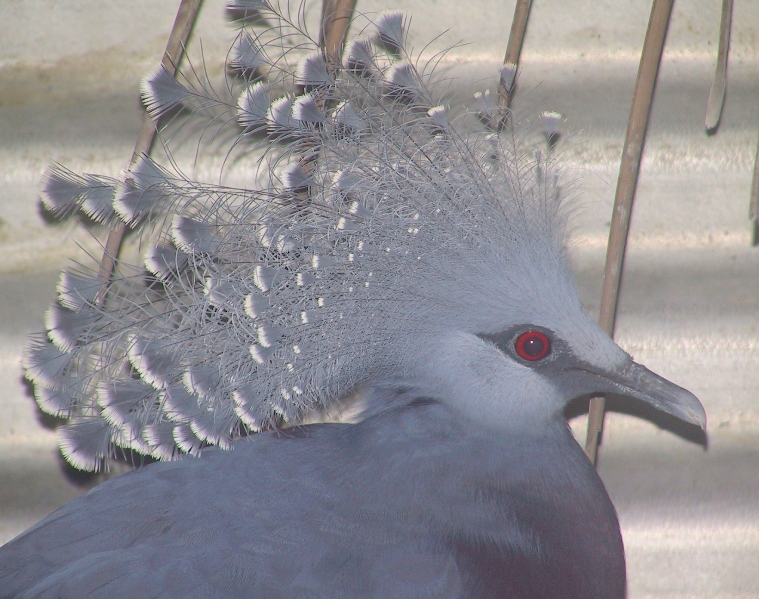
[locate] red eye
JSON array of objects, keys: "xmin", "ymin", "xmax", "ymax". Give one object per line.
[{"xmin": 515, "ymin": 330, "xmax": 551, "ymax": 361}]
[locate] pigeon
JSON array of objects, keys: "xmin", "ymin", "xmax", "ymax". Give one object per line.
[{"xmin": 1, "ymin": 2, "xmax": 706, "ymax": 597}]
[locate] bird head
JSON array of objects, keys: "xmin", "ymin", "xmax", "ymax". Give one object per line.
[{"xmin": 407, "ymin": 321, "xmax": 706, "ymax": 436}]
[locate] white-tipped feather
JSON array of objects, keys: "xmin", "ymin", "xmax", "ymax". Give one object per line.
[
  {"xmin": 189, "ymin": 410, "xmax": 235, "ymax": 449},
  {"xmin": 292, "ymin": 93, "xmax": 327, "ymax": 125},
  {"xmin": 237, "ymin": 82, "xmax": 270, "ymax": 130},
  {"xmin": 144, "ymin": 244, "xmax": 189, "ymax": 282},
  {"xmin": 127, "ymin": 336, "xmax": 180, "ymax": 390},
  {"xmin": 474, "ymin": 89, "xmax": 495, "ymax": 125},
  {"xmin": 310, "ymin": 254, "xmax": 334, "ymax": 269},
  {"xmin": 267, "ymin": 95, "xmax": 298, "ymax": 135},
  {"xmin": 56, "ymin": 270, "xmax": 104, "ymax": 312},
  {"xmin": 295, "ymin": 51, "xmax": 332, "ymax": 90},
  {"xmin": 171, "ymin": 215, "xmax": 222, "ymax": 254},
  {"xmin": 172, "ymin": 423, "xmax": 204, "ymax": 456},
  {"xmin": 142, "ymin": 422, "xmax": 180, "ymax": 461},
  {"xmin": 58, "ymin": 418, "xmax": 113, "ymax": 472},
  {"xmin": 34, "ymin": 381, "xmax": 78, "ymax": 418},
  {"xmin": 258, "ymin": 223, "xmax": 295, "ymax": 252},
  {"xmin": 79, "ymin": 181, "xmax": 118, "ymax": 223},
  {"xmin": 40, "ymin": 165, "xmax": 116, "ymax": 222},
  {"xmin": 252, "ymin": 265, "xmax": 282, "ymax": 292},
  {"xmin": 541, "ymin": 110, "xmax": 563, "ymax": 139},
  {"xmin": 296, "ymin": 272, "xmax": 316, "ymax": 287},
  {"xmin": 373, "ymin": 11, "xmax": 405, "ymax": 54},
  {"xmin": 250, "ymin": 343, "xmax": 277, "ymax": 364},
  {"xmin": 111, "ymin": 420, "xmax": 151, "ymax": 454},
  {"xmin": 244, "ymin": 292, "xmax": 269, "ymax": 318},
  {"xmin": 257, "ymin": 323, "xmax": 284, "ymax": 347},
  {"xmin": 184, "ymin": 365, "xmax": 222, "ymax": 400},
  {"xmin": 113, "ymin": 157, "xmax": 169, "ymax": 225},
  {"xmin": 163, "ymin": 384, "xmax": 200, "ymax": 422},
  {"xmin": 204, "ymin": 278, "xmax": 240, "ymax": 309},
  {"xmin": 23, "ymin": 334, "xmax": 74, "ymax": 388},
  {"xmin": 44, "ymin": 303, "xmax": 99, "ymax": 353},
  {"xmin": 282, "ymin": 162, "xmax": 312, "ymax": 192},
  {"xmin": 233, "ymin": 387, "xmax": 269, "ymax": 431},
  {"xmin": 230, "ymin": 31, "xmax": 268, "ymax": 73},
  {"xmin": 333, "ymin": 101, "xmax": 365, "ymax": 132},
  {"xmin": 97, "ymin": 380, "xmax": 157, "ymax": 428},
  {"xmin": 427, "ymin": 105, "xmax": 449, "ymax": 130},
  {"xmin": 349, "ymin": 200, "xmax": 372, "ymax": 219},
  {"xmin": 343, "ymin": 39, "xmax": 376, "ymax": 75},
  {"xmin": 39, "ymin": 166, "xmax": 88, "ymax": 216},
  {"xmin": 140, "ymin": 65, "xmax": 195, "ymax": 120},
  {"xmin": 384, "ymin": 62, "xmax": 425, "ymax": 103},
  {"xmin": 500, "ymin": 63, "xmax": 517, "ymax": 94},
  {"xmin": 332, "ymin": 169, "xmax": 362, "ymax": 195}
]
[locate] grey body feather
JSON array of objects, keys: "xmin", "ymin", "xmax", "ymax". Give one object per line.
[{"xmin": 0, "ymin": 401, "xmax": 624, "ymax": 599}]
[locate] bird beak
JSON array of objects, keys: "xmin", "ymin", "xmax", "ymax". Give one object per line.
[{"xmin": 569, "ymin": 360, "xmax": 707, "ymax": 430}]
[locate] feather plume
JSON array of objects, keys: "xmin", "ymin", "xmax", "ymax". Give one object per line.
[
  {"xmin": 97, "ymin": 380, "xmax": 158, "ymax": 428},
  {"xmin": 141, "ymin": 65, "xmax": 196, "ymax": 120},
  {"xmin": 237, "ymin": 82, "xmax": 270, "ymax": 130},
  {"xmin": 295, "ymin": 51, "xmax": 332, "ymax": 91},
  {"xmin": 33, "ymin": 381, "xmax": 79, "ymax": 418},
  {"xmin": 373, "ymin": 11, "xmax": 405, "ymax": 55},
  {"xmin": 113, "ymin": 157, "xmax": 170, "ymax": 226},
  {"xmin": 23, "ymin": 333, "xmax": 75, "ymax": 388},
  {"xmin": 58, "ymin": 418, "xmax": 113, "ymax": 472},
  {"xmin": 500, "ymin": 63, "xmax": 517, "ymax": 95},
  {"xmin": 56, "ymin": 270, "xmax": 104, "ymax": 312},
  {"xmin": 344, "ymin": 39, "xmax": 377, "ymax": 76},
  {"xmin": 230, "ymin": 31, "xmax": 268, "ymax": 74},
  {"xmin": 292, "ymin": 93, "xmax": 327, "ymax": 125},
  {"xmin": 44, "ymin": 303, "xmax": 99, "ymax": 353},
  {"xmin": 40, "ymin": 165, "xmax": 116, "ymax": 222},
  {"xmin": 333, "ymin": 101, "xmax": 365, "ymax": 132},
  {"xmin": 267, "ymin": 95, "xmax": 299, "ymax": 137},
  {"xmin": 142, "ymin": 422, "xmax": 180, "ymax": 460},
  {"xmin": 144, "ymin": 244, "xmax": 190, "ymax": 282}
]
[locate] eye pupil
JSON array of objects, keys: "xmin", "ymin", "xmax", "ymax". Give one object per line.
[
  {"xmin": 515, "ymin": 330, "xmax": 551, "ymax": 361},
  {"xmin": 523, "ymin": 337, "xmax": 544, "ymax": 356}
]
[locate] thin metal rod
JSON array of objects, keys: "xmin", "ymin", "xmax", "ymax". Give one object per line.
[
  {"xmin": 705, "ymin": 0, "xmax": 733, "ymax": 132},
  {"xmin": 498, "ymin": 0, "xmax": 533, "ymax": 110},
  {"xmin": 584, "ymin": 0, "xmax": 674, "ymax": 464},
  {"xmin": 95, "ymin": 0, "xmax": 204, "ymax": 300}
]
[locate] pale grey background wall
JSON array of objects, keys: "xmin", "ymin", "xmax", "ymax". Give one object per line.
[{"xmin": 1, "ymin": 1, "xmax": 758, "ymax": 597}]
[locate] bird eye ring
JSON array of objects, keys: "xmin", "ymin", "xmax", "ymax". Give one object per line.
[{"xmin": 515, "ymin": 330, "xmax": 551, "ymax": 361}]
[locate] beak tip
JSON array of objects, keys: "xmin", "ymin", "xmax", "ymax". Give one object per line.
[
  {"xmin": 647, "ymin": 373, "xmax": 707, "ymax": 432},
  {"xmin": 688, "ymin": 402, "xmax": 708, "ymax": 432},
  {"xmin": 607, "ymin": 361, "xmax": 708, "ymax": 432}
]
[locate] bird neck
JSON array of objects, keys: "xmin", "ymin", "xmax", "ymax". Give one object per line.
[
  {"xmin": 452, "ymin": 417, "xmax": 627, "ymax": 599},
  {"xmin": 362, "ymin": 400, "xmax": 627, "ymax": 599}
]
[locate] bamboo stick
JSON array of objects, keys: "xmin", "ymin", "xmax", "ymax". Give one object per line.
[
  {"xmin": 704, "ymin": 0, "xmax": 733, "ymax": 132},
  {"xmin": 94, "ymin": 0, "xmax": 204, "ymax": 302},
  {"xmin": 585, "ymin": 0, "xmax": 674, "ymax": 464}
]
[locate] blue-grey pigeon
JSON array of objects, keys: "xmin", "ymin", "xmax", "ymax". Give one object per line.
[{"xmin": 1, "ymin": 4, "xmax": 706, "ymax": 597}]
